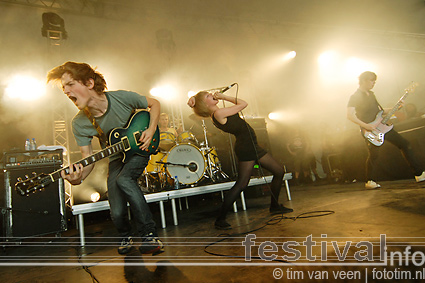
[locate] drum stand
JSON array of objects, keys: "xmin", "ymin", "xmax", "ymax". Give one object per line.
[{"xmin": 200, "ymin": 120, "xmax": 230, "ymax": 183}]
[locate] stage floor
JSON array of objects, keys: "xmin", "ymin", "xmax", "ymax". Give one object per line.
[{"xmin": 2, "ymin": 179, "xmax": 425, "ymax": 282}]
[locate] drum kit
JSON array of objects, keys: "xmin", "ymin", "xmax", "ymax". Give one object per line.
[{"xmin": 139, "ymin": 117, "xmax": 229, "ymax": 193}]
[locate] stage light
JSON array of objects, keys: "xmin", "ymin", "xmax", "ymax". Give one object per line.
[
  {"xmin": 318, "ymin": 51, "xmax": 338, "ymax": 66},
  {"xmin": 90, "ymin": 192, "xmax": 101, "ymax": 203},
  {"xmin": 344, "ymin": 57, "xmax": 376, "ymax": 78},
  {"xmin": 41, "ymin": 12, "xmax": 68, "ymax": 40},
  {"xmin": 283, "ymin": 51, "xmax": 297, "ymax": 61},
  {"xmin": 150, "ymin": 85, "xmax": 177, "ymax": 100},
  {"xmin": 5, "ymin": 75, "xmax": 46, "ymax": 101},
  {"xmin": 268, "ymin": 112, "xmax": 281, "ymax": 120},
  {"xmin": 267, "ymin": 111, "xmax": 299, "ymax": 122}
]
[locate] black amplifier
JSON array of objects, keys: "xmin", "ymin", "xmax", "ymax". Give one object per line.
[{"xmin": 3, "ymin": 149, "xmax": 63, "ymax": 169}]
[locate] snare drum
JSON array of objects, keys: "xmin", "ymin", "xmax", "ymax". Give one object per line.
[
  {"xmin": 159, "ymin": 131, "xmax": 176, "ymax": 151},
  {"xmin": 165, "ymin": 143, "xmax": 206, "ymax": 185},
  {"xmin": 177, "ymin": 131, "xmax": 198, "ymax": 145}
]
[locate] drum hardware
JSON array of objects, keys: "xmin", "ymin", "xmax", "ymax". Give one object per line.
[
  {"xmin": 156, "ymin": 161, "xmax": 198, "ymax": 172},
  {"xmin": 199, "ymin": 119, "xmax": 230, "ymax": 183}
]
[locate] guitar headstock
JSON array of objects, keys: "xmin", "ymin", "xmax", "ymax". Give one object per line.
[
  {"xmin": 14, "ymin": 173, "xmax": 51, "ymax": 196},
  {"xmin": 405, "ymin": 82, "xmax": 419, "ymax": 94}
]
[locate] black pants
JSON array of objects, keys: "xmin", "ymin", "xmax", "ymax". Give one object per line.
[{"xmin": 365, "ymin": 129, "xmax": 423, "ymax": 181}]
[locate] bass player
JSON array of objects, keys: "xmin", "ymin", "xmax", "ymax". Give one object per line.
[{"xmin": 347, "ymin": 71, "xmax": 425, "ymax": 189}]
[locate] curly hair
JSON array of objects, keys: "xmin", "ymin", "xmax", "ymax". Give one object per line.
[{"xmin": 47, "ymin": 61, "xmax": 107, "ymax": 94}]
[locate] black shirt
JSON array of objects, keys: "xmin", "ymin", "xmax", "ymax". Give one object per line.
[
  {"xmin": 212, "ymin": 113, "xmax": 267, "ymax": 161},
  {"xmin": 347, "ymin": 89, "xmax": 382, "ymax": 123}
]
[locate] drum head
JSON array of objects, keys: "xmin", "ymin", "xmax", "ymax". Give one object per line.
[{"xmin": 166, "ymin": 144, "xmax": 206, "ymax": 185}]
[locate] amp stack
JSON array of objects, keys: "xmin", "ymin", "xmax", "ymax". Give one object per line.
[{"xmin": 1, "ymin": 149, "xmax": 67, "ymax": 239}]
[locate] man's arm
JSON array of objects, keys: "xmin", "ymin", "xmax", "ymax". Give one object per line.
[
  {"xmin": 347, "ymin": 107, "xmax": 376, "ymax": 131},
  {"xmin": 139, "ymin": 97, "xmax": 160, "ymax": 151},
  {"xmin": 60, "ymin": 144, "xmax": 95, "ymax": 185}
]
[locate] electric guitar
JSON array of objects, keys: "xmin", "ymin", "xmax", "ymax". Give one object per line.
[
  {"xmin": 15, "ymin": 110, "xmax": 160, "ymax": 196},
  {"xmin": 362, "ymin": 82, "xmax": 418, "ymax": 146}
]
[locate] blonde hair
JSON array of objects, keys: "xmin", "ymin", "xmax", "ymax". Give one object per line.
[{"xmin": 192, "ymin": 91, "xmax": 212, "ymax": 118}]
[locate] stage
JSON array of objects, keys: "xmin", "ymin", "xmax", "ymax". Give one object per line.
[{"xmin": 2, "ymin": 179, "xmax": 425, "ymax": 282}]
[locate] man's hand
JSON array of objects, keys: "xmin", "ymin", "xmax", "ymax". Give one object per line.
[
  {"xmin": 139, "ymin": 128, "xmax": 155, "ymax": 151},
  {"xmin": 61, "ymin": 163, "xmax": 84, "ymax": 185},
  {"xmin": 362, "ymin": 123, "xmax": 377, "ymax": 131}
]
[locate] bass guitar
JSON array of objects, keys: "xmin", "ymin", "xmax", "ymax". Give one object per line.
[
  {"xmin": 362, "ymin": 82, "xmax": 418, "ymax": 146},
  {"xmin": 15, "ymin": 110, "xmax": 160, "ymax": 196}
]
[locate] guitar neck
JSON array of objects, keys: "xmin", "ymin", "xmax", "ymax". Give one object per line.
[
  {"xmin": 49, "ymin": 140, "xmax": 126, "ymax": 183},
  {"xmin": 381, "ymin": 91, "xmax": 410, "ymax": 124}
]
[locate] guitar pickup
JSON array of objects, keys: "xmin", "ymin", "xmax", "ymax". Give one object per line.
[{"xmin": 134, "ymin": 131, "xmax": 142, "ymax": 146}]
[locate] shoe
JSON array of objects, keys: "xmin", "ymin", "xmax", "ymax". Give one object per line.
[
  {"xmin": 118, "ymin": 236, "xmax": 134, "ymax": 255},
  {"xmin": 365, "ymin": 180, "xmax": 381, "ymax": 189},
  {"xmin": 270, "ymin": 205, "xmax": 293, "ymax": 215},
  {"xmin": 214, "ymin": 219, "xmax": 232, "ymax": 230},
  {"xmin": 139, "ymin": 232, "xmax": 164, "ymax": 255},
  {"xmin": 415, "ymin": 171, "xmax": 425, "ymax": 182}
]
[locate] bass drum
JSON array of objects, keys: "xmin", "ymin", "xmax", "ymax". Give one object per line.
[{"xmin": 165, "ymin": 143, "xmax": 206, "ymax": 185}]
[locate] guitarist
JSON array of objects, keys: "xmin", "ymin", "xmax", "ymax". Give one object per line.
[
  {"xmin": 347, "ymin": 71, "xmax": 425, "ymax": 189},
  {"xmin": 47, "ymin": 62, "xmax": 163, "ymax": 255}
]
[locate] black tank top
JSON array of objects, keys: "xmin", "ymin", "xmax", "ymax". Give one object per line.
[{"xmin": 212, "ymin": 113, "xmax": 267, "ymax": 161}]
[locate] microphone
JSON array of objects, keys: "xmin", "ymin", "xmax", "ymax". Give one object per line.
[
  {"xmin": 220, "ymin": 83, "xmax": 236, "ymax": 93},
  {"xmin": 188, "ymin": 162, "xmax": 198, "ymax": 172}
]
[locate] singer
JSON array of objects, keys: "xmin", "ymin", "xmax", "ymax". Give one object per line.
[{"xmin": 188, "ymin": 88, "xmax": 293, "ymax": 230}]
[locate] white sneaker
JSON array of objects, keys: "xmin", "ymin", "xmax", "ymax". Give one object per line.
[
  {"xmin": 365, "ymin": 180, "xmax": 381, "ymax": 189},
  {"xmin": 415, "ymin": 171, "xmax": 425, "ymax": 182}
]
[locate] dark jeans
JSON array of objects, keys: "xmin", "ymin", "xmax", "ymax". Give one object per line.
[
  {"xmin": 107, "ymin": 155, "xmax": 156, "ymax": 238},
  {"xmin": 366, "ymin": 129, "xmax": 423, "ymax": 181}
]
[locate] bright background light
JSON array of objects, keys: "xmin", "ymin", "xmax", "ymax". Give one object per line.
[
  {"xmin": 90, "ymin": 192, "xmax": 101, "ymax": 202},
  {"xmin": 5, "ymin": 75, "xmax": 46, "ymax": 101},
  {"xmin": 187, "ymin": 90, "xmax": 196, "ymax": 98},
  {"xmin": 150, "ymin": 85, "xmax": 178, "ymax": 100},
  {"xmin": 283, "ymin": 51, "xmax": 297, "ymax": 61},
  {"xmin": 318, "ymin": 50, "xmax": 377, "ymax": 85}
]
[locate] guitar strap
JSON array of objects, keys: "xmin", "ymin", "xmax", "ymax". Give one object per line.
[
  {"xmin": 372, "ymin": 92, "xmax": 384, "ymax": 111},
  {"xmin": 83, "ymin": 107, "xmax": 109, "ymax": 147}
]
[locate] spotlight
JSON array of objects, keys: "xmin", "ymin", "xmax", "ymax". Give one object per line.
[
  {"xmin": 150, "ymin": 85, "xmax": 177, "ymax": 100},
  {"xmin": 41, "ymin": 12, "xmax": 68, "ymax": 40},
  {"xmin": 5, "ymin": 75, "xmax": 46, "ymax": 101},
  {"xmin": 283, "ymin": 51, "xmax": 297, "ymax": 60},
  {"xmin": 268, "ymin": 112, "xmax": 281, "ymax": 120},
  {"xmin": 187, "ymin": 90, "xmax": 196, "ymax": 98},
  {"xmin": 318, "ymin": 51, "xmax": 338, "ymax": 66},
  {"xmin": 90, "ymin": 192, "xmax": 101, "ymax": 203}
]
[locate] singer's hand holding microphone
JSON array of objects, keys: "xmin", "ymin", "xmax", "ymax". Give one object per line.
[{"xmin": 214, "ymin": 83, "xmax": 237, "ymax": 100}]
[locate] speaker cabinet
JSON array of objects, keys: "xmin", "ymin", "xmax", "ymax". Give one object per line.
[{"xmin": 3, "ymin": 164, "xmax": 67, "ymax": 238}]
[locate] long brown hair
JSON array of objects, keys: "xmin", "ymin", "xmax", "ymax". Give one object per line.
[{"xmin": 47, "ymin": 61, "xmax": 107, "ymax": 94}]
